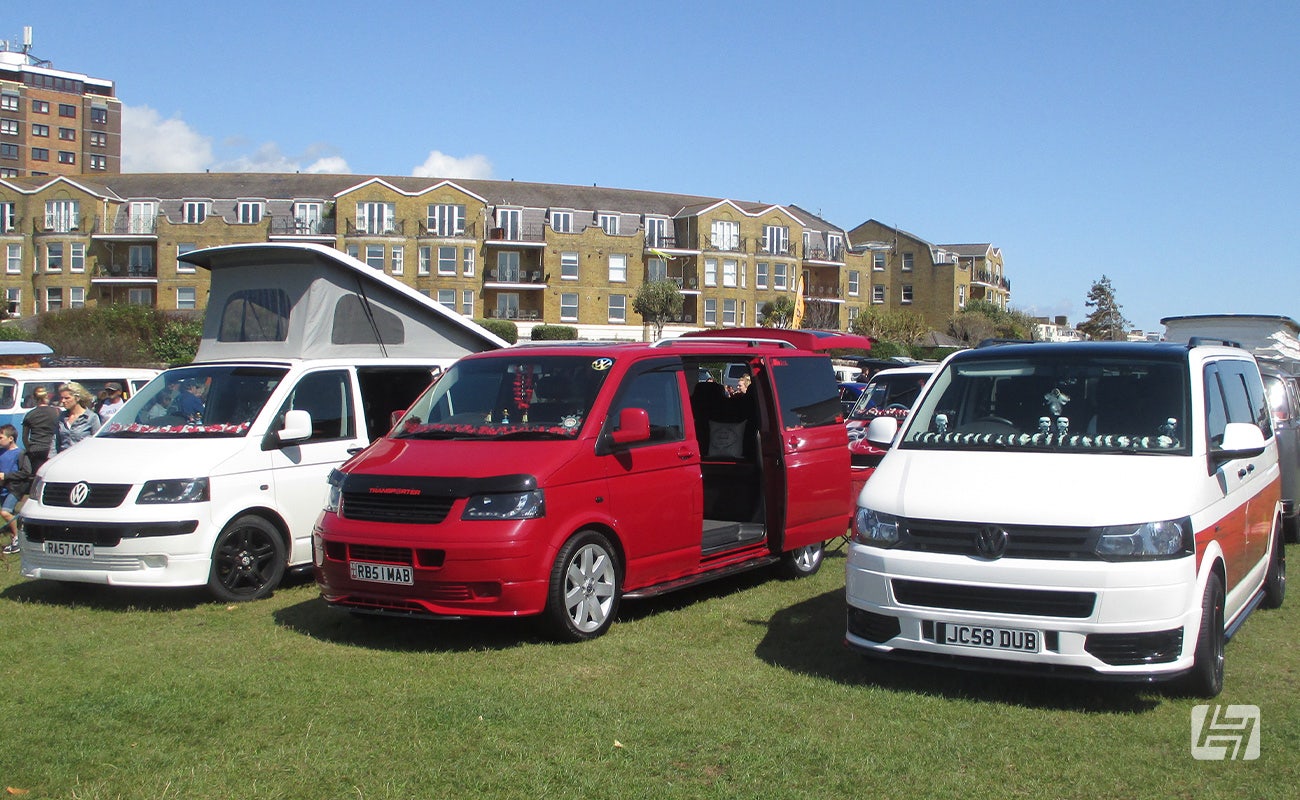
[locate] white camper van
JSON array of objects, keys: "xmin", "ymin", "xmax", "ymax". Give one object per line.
[{"xmin": 18, "ymin": 243, "xmax": 505, "ymax": 601}]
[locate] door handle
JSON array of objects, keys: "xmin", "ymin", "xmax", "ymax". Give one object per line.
[
  {"xmin": 347, "ymin": 446, "xmax": 366, "ymax": 455},
  {"xmin": 677, "ymin": 447, "xmax": 695, "ymax": 461},
  {"xmin": 1238, "ymin": 463, "xmax": 1255, "ymax": 478}
]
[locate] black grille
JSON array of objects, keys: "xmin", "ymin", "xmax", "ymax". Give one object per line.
[
  {"xmin": 342, "ymin": 492, "xmax": 456, "ymax": 524},
  {"xmin": 22, "ymin": 519, "xmax": 199, "ymax": 546},
  {"xmin": 1085, "ymin": 629, "xmax": 1183, "ymax": 665},
  {"xmin": 901, "ymin": 519, "xmax": 1096, "ymax": 560},
  {"xmin": 847, "ymin": 607, "xmax": 901, "ymax": 643},
  {"xmin": 40, "ymin": 482, "xmax": 134, "ymax": 509},
  {"xmin": 347, "ymin": 544, "xmax": 414, "ymax": 565},
  {"xmin": 892, "ymin": 579, "xmax": 1096, "ymax": 618}
]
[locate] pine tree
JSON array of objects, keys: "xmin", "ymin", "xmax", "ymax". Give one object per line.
[{"xmin": 1078, "ymin": 275, "xmax": 1131, "ymax": 341}]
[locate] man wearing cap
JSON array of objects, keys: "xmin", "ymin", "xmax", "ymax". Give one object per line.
[{"xmin": 97, "ymin": 382, "xmax": 127, "ymax": 424}]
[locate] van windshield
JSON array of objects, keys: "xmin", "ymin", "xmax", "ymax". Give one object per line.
[
  {"xmin": 393, "ymin": 354, "xmax": 612, "ymax": 441},
  {"xmin": 100, "ymin": 365, "xmax": 288, "ymax": 438},
  {"xmin": 848, "ymin": 371, "xmax": 929, "ymax": 420},
  {"xmin": 901, "ymin": 353, "xmax": 1190, "ymax": 454}
]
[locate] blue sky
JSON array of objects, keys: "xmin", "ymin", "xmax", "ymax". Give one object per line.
[{"xmin": 11, "ymin": 1, "xmax": 1299, "ymax": 333}]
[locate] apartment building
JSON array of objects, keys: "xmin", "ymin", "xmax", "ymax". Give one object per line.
[
  {"xmin": 0, "ymin": 173, "xmax": 1006, "ymax": 338},
  {"xmin": 0, "ymin": 35, "xmax": 122, "ymax": 179}
]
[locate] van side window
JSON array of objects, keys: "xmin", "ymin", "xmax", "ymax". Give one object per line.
[
  {"xmin": 1205, "ymin": 360, "xmax": 1273, "ymax": 448},
  {"xmin": 281, "ymin": 370, "xmax": 355, "ymax": 441},
  {"xmin": 610, "ymin": 367, "xmax": 684, "ymax": 443},
  {"xmin": 219, "ymin": 288, "xmax": 290, "ymax": 342},
  {"xmin": 771, "ymin": 356, "xmax": 842, "ymax": 429}
]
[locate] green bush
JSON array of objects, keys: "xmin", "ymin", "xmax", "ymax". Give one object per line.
[
  {"xmin": 28, "ymin": 307, "xmax": 203, "ymax": 367},
  {"xmin": 531, "ymin": 324, "xmax": 578, "ymax": 341},
  {"xmin": 475, "ymin": 318, "xmax": 518, "ymax": 344}
]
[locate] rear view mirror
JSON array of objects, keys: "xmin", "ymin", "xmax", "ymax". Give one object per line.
[
  {"xmin": 1212, "ymin": 422, "xmax": 1267, "ymax": 462},
  {"xmin": 609, "ymin": 407, "xmax": 651, "ymax": 445},
  {"xmin": 865, "ymin": 416, "xmax": 899, "ymax": 448},
  {"xmin": 278, "ymin": 409, "xmax": 312, "ymax": 444}
]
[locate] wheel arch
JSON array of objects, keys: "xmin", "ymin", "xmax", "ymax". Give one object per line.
[{"xmin": 219, "ymin": 505, "xmax": 292, "ymax": 563}]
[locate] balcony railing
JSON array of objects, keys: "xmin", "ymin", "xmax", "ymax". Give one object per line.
[
  {"xmin": 269, "ymin": 217, "xmax": 337, "ymax": 236},
  {"xmin": 486, "ymin": 223, "xmax": 547, "ymax": 243},
  {"xmin": 699, "ymin": 235, "xmax": 748, "ymax": 253},
  {"xmin": 484, "ymin": 269, "xmax": 548, "ymax": 284},
  {"xmin": 417, "ymin": 220, "xmax": 477, "ymax": 239},
  {"xmin": 35, "ymin": 215, "xmax": 90, "ymax": 235},
  {"xmin": 344, "ymin": 219, "xmax": 406, "ymax": 237},
  {"xmin": 803, "ymin": 245, "xmax": 844, "ymax": 262},
  {"xmin": 974, "ymin": 270, "xmax": 1011, "ymax": 291},
  {"xmin": 645, "ymin": 234, "xmax": 681, "ymax": 250},
  {"xmin": 758, "ymin": 240, "xmax": 793, "ymax": 257},
  {"xmin": 97, "ymin": 215, "xmax": 158, "ymax": 236},
  {"xmin": 488, "ymin": 308, "xmax": 541, "ymax": 320},
  {"xmin": 95, "ymin": 263, "xmax": 158, "ymax": 278}
]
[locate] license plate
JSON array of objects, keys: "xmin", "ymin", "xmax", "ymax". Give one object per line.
[
  {"xmin": 349, "ymin": 561, "xmax": 413, "ymax": 585},
  {"xmin": 935, "ymin": 622, "xmax": 1039, "ymax": 653},
  {"xmin": 42, "ymin": 540, "xmax": 94, "ymax": 560}
]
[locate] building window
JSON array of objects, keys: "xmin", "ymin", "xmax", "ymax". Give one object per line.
[
  {"xmin": 58, "ymin": 127, "xmax": 76, "ymax": 141},
  {"xmin": 417, "ymin": 246, "xmax": 431, "ymax": 276},
  {"xmin": 704, "ymin": 258, "xmax": 717, "ymax": 287},
  {"xmin": 69, "ymin": 287, "xmax": 85, "ymax": 309},
  {"xmin": 45, "ymin": 243, "xmax": 63, "ymax": 271},
  {"xmin": 550, "ymin": 210, "xmax": 572, "ymax": 233},
  {"xmin": 90, "ymin": 132, "xmax": 107, "ymax": 147},
  {"xmin": 902, "ymin": 252, "xmax": 914, "ymax": 271},
  {"xmin": 128, "ymin": 288, "xmax": 153, "ymax": 306},
  {"xmin": 496, "ymin": 251, "xmax": 520, "ymax": 282},
  {"xmin": 827, "ymin": 234, "xmax": 844, "ymax": 261},
  {"xmin": 645, "ymin": 216, "xmax": 669, "ymax": 247},
  {"xmin": 346, "ymin": 244, "xmax": 359, "ymax": 259},
  {"xmin": 237, "ymin": 201, "xmax": 263, "ymax": 224},
  {"xmin": 428, "ymin": 203, "xmax": 465, "ymax": 236},
  {"xmin": 58, "ymin": 151, "xmax": 75, "ymax": 165},
  {"xmin": 437, "ymin": 289, "xmax": 456, "ymax": 310},
  {"xmin": 710, "ymin": 220, "xmax": 739, "ymax": 251},
  {"xmin": 177, "ymin": 243, "xmax": 196, "ymax": 273},
  {"xmin": 0, "ymin": 202, "xmax": 14, "ymax": 233},
  {"xmin": 608, "ymin": 294, "xmax": 626, "ymax": 323},
  {"xmin": 0, "ymin": 94, "xmax": 17, "ymax": 112},
  {"xmin": 756, "ymin": 262, "xmax": 769, "ymax": 289},
  {"xmin": 901, "ymin": 285, "xmax": 914, "ymax": 304},
  {"xmin": 608, "ymin": 253, "xmax": 626, "ymax": 283},
  {"xmin": 5, "ymin": 287, "xmax": 20, "ymax": 316},
  {"xmin": 958, "ymin": 284, "xmax": 966, "ymax": 308},
  {"xmin": 365, "ymin": 245, "xmax": 385, "ymax": 270},
  {"xmin": 763, "ymin": 225, "xmax": 789, "ymax": 254},
  {"xmin": 31, "ymin": 148, "xmax": 49, "ymax": 161},
  {"xmin": 872, "ymin": 284, "xmax": 885, "ymax": 304},
  {"xmin": 848, "ymin": 270, "xmax": 860, "ymax": 296},
  {"xmin": 438, "ymin": 246, "xmax": 456, "ymax": 276},
  {"xmin": 597, "ymin": 213, "xmax": 619, "ymax": 235},
  {"xmin": 356, "ymin": 201, "xmax": 394, "ymax": 234},
  {"xmin": 45, "ymin": 288, "xmax": 63, "ymax": 312},
  {"xmin": 560, "ymin": 292, "xmax": 578, "ymax": 322},
  {"xmin": 128, "ymin": 245, "xmax": 154, "ymax": 273},
  {"xmin": 0, "ymin": 168, "xmax": 15, "ymax": 177},
  {"xmin": 31, "ymin": 100, "xmax": 47, "ymax": 113},
  {"xmin": 848, "ymin": 307, "xmax": 859, "ymax": 324},
  {"xmin": 391, "ymin": 246, "xmax": 404, "ymax": 275},
  {"xmin": 722, "ymin": 298, "xmax": 737, "ymax": 327},
  {"xmin": 873, "ymin": 252, "xmax": 885, "ymax": 271},
  {"xmin": 58, "ymin": 104, "xmax": 76, "ymax": 118},
  {"xmin": 462, "ymin": 247, "xmax": 475, "ymax": 277},
  {"xmin": 5, "ymin": 243, "xmax": 20, "ymax": 274},
  {"xmin": 1, "ymin": 120, "xmax": 19, "ymax": 136},
  {"xmin": 704, "ymin": 298, "xmax": 717, "ymax": 326},
  {"xmin": 647, "ymin": 257, "xmax": 667, "ymax": 283},
  {"xmin": 722, "ymin": 259, "xmax": 737, "ymax": 288},
  {"xmin": 90, "ymin": 107, "xmax": 108, "ymax": 124},
  {"xmin": 177, "ymin": 287, "xmax": 197, "ymax": 310},
  {"xmin": 0, "ymin": 144, "xmax": 17, "ymax": 160},
  {"xmin": 773, "ymin": 262, "xmax": 788, "ymax": 291},
  {"xmin": 88, "ymin": 155, "xmax": 106, "ymax": 170},
  {"xmin": 461, "ymin": 289, "xmax": 474, "ymax": 317},
  {"xmin": 69, "ymin": 242, "xmax": 85, "ymax": 272},
  {"xmin": 182, "ymin": 201, "xmax": 207, "ymax": 224},
  {"xmin": 560, "ymin": 251, "xmax": 579, "ymax": 280}
]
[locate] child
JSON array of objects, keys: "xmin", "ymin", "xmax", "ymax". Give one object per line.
[{"xmin": 0, "ymin": 423, "xmax": 32, "ymax": 555}]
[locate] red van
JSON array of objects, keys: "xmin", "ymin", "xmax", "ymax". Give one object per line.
[{"xmin": 314, "ymin": 329, "xmax": 862, "ymax": 640}]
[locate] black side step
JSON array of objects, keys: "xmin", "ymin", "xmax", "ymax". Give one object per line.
[{"xmin": 621, "ymin": 555, "xmax": 780, "ymax": 601}]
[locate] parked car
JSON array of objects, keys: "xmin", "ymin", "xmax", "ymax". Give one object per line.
[
  {"xmin": 844, "ymin": 364, "xmax": 938, "ymax": 498},
  {"xmin": 315, "ymin": 327, "xmax": 866, "ymax": 641},
  {"xmin": 838, "ymin": 381, "xmax": 868, "ymax": 414},
  {"xmin": 1261, "ymin": 364, "xmax": 1300, "ymax": 541},
  {"xmin": 846, "ymin": 340, "xmax": 1286, "ymax": 697}
]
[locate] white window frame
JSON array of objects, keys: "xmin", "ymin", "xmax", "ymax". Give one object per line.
[
  {"xmin": 550, "ymin": 210, "xmax": 573, "ymax": 233},
  {"xmin": 0, "ymin": 202, "xmax": 14, "ymax": 232},
  {"xmin": 645, "ymin": 216, "xmax": 669, "ymax": 247},
  {"xmin": 560, "ymin": 251, "xmax": 579, "ymax": 280},
  {"xmin": 704, "ymin": 298, "xmax": 717, "ymax": 326},
  {"xmin": 608, "ymin": 253, "xmax": 627, "ymax": 283},
  {"xmin": 176, "ymin": 243, "xmax": 197, "ymax": 273},
  {"xmin": 704, "ymin": 258, "xmax": 717, "ymax": 288},
  {"xmin": 182, "ymin": 201, "xmax": 207, "ymax": 224},
  {"xmin": 848, "ymin": 270, "xmax": 860, "ymax": 296},
  {"xmin": 236, "ymin": 201, "xmax": 263, "ymax": 225},
  {"xmin": 608, "ymin": 294, "xmax": 627, "ymax": 323},
  {"xmin": 763, "ymin": 225, "xmax": 789, "ymax": 255},
  {"xmin": 872, "ymin": 284, "xmax": 885, "ymax": 304},
  {"xmin": 496, "ymin": 208, "xmax": 522, "ymax": 240},
  {"xmin": 710, "ymin": 220, "xmax": 739, "ymax": 251},
  {"xmin": 722, "ymin": 298, "xmax": 737, "ymax": 327},
  {"xmin": 756, "ymin": 261, "xmax": 768, "ymax": 289},
  {"xmin": 128, "ymin": 244, "xmax": 154, "ymax": 273},
  {"xmin": 773, "ymin": 262, "xmax": 788, "ymax": 291},
  {"xmin": 69, "ymin": 242, "xmax": 85, "ymax": 273},
  {"xmin": 293, "ymin": 201, "xmax": 323, "ymax": 233},
  {"xmin": 365, "ymin": 245, "xmax": 385, "ymax": 270},
  {"xmin": 827, "ymin": 234, "xmax": 843, "ymax": 260},
  {"xmin": 45, "ymin": 199, "xmax": 79, "ymax": 232},
  {"xmin": 902, "ymin": 252, "xmax": 914, "ymax": 271},
  {"xmin": 429, "ymin": 203, "xmax": 466, "ymax": 236},
  {"xmin": 901, "ymin": 285, "xmax": 914, "ymax": 304},
  {"xmin": 461, "ymin": 289, "xmax": 474, "ymax": 317},
  {"xmin": 722, "ymin": 259, "xmax": 737, "ymax": 288},
  {"xmin": 437, "ymin": 289, "xmax": 456, "ymax": 311},
  {"xmin": 496, "ymin": 251, "xmax": 521, "ymax": 283},
  {"xmin": 418, "ymin": 246, "xmax": 432, "ymax": 276},
  {"xmin": 128, "ymin": 288, "xmax": 153, "ymax": 306},
  {"xmin": 560, "ymin": 292, "xmax": 578, "ymax": 322},
  {"xmin": 597, "ymin": 213, "xmax": 619, "ymax": 235},
  {"xmin": 462, "ymin": 247, "xmax": 475, "ymax": 277},
  {"xmin": 45, "ymin": 287, "xmax": 63, "ymax": 312},
  {"xmin": 69, "ymin": 286, "xmax": 85, "ymax": 309},
  {"xmin": 357, "ymin": 201, "xmax": 395, "ymax": 235},
  {"xmin": 5, "ymin": 287, "xmax": 20, "ymax": 316},
  {"xmin": 391, "ymin": 246, "xmax": 405, "ymax": 276},
  {"xmin": 177, "ymin": 286, "xmax": 197, "ymax": 310},
  {"xmin": 45, "ymin": 242, "xmax": 63, "ymax": 272},
  {"xmin": 5, "ymin": 243, "xmax": 20, "ymax": 274},
  {"xmin": 438, "ymin": 246, "xmax": 457, "ymax": 276}
]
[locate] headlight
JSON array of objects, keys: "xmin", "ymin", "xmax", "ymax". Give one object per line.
[
  {"xmin": 29, "ymin": 476, "xmax": 44, "ymax": 502},
  {"xmin": 1094, "ymin": 518, "xmax": 1192, "ymax": 561},
  {"xmin": 324, "ymin": 469, "xmax": 344, "ymax": 514},
  {"xmin": 137, "ymin": 478, "xmax": 210, "ymax": 504},
  {"xmin": 462, "ymin": 490, "xmax": 545, "ymax": 520},
  {"xmin": 853, "ymin": 507, "xmax": 901, "ymax": 547}
]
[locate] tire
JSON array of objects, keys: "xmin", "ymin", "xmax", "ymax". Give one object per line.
[
  {"xmin": 779, "ymin": 542, "xmax": 825, "ymax": 578},
  {"xmin": 1182, "ymin": 572, "xmax": 1225, "ymax": 698},
  {"xmin": 1263, "ymin": 524, "xmax": 1287, "ymax": 609},
  {"xmin": 543, "ymin": 531, "xmax": 620, "ymax": 642},
  {"xmin": 207, "ymin": 515, "xmax": 287, "ymax": 602}
]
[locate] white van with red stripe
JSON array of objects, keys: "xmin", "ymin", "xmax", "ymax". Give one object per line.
[{"xmin": 846, "ymin": 340, "xmax": 1286, "ymax": 696}]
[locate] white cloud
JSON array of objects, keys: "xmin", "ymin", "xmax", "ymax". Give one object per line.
[
  {"xmin": 121, "ymin": 105, "xmax": 213, "ymax": 172},
  {"xmin": 412, "ymin": 150, "xmax": 493, "ymax": 179},
  {"xmin": 215, "ymin": 142, "xmax": 351, "ymax": 174}
]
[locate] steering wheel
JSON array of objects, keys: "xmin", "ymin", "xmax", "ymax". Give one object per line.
[{"xmin": 886, "ymin": 403, "xmax": 910, "ymax": 411}]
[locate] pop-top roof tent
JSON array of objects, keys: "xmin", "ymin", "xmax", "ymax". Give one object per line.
[
  {"xmin": 1161, "ymin": 314, "xmax": 1300, "ymax": 371},
  {"xmin": 680, "ymin": 327, "xmax": 874, "ymax": 352},
  {"xmin": 178, "ymin": 242, "xmax": 509, "ymax": 362}
]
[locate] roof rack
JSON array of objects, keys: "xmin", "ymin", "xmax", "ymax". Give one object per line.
[
  {"xmin": 1187, "ymin": 336, "xmax": 1244, "ymax": 349},
  {"xmin": 651, "ymin": 335, "xmax": 796, "ymax": 349},
  {"xmin": 975, "ymin": 338, "xmax": 1036, "ymax": 348}
]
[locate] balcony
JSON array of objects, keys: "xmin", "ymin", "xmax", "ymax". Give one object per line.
[
  {"xmin": 757, "ymin": 239, "xmax": 794, "ymax": 257},
  {"xmin": 344, "ymin": 219, "xmax": 406, "ymax": 237},
  {"xmin": 974, "ymin": 270, "xmax": 1011, "ymax": 291},
  {"xmin": 488, "ymin": 308, "xmax": 541, "ymax": 320},
  {"xmin": 484, "ymin": 269, "xmax": 548, "ymax": 287},
  {"xmin": 802, "ymin": 245, "xmax": 844, "ymax": 263},
  {"xmin": 486, "ymin": 224, "xmax": 547, "ymax": 244},
  {"xmin": 699, "ymin": 235, "xmax": 748, "ymax": 254},
  {"xmin": 91, "ymin": 262, "xmax": 158, "ymax": 282},
  {"xmin": 417, "ymin": 220, "xmax": 478, "ymax": 239},
  {"xmin": 269, "ymin": 217, "xmax": 337, "ymax": 237},
  {"xmin": 92, "ymin": 215, "xmax": 158, "ymax": 238},
  {"xmin": 34, "ymin": 215, "xmax": 91, "ymax": 235}
]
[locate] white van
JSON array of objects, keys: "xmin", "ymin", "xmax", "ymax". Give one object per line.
[
  {"xmin": 0, "ymin": 367, "xmax": 159, "ymax": 440},
  {"xmin": 846, "ymin": 340, "xmax": 1286, "ymax": 697},
  {"xmin": 17, "ymin": 243, "xmax": 505, "ymax": 600}
]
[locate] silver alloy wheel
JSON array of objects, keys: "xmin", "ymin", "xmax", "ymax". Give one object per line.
[
  {"xmin": 563, "ymin": 542, "xmax": 617, "ymax": 633},
  {"xmin": 791, "ymin": 544, "xmax": 823, "ymax": 573}
]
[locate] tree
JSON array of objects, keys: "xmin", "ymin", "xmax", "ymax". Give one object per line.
[
  {"xmin": 801, "ymin": 299, "xmax": 841, "ymax": 330},
  {"xmin": 948, "ymin": 301, "xmax": 1039, "ymax": 345},
  {"xmin": 850, "ymin": 307, "xmax": 928, "ymax": 346},
  {"xmin": 1078, "ymin": 275, "xmax": 1131, "ymax": 341},
  {"xmin": 632, "ymin": 280, "xmax": 684, "ymax": 340},
  {"xmin": 759, "ymin": 296, "xmax": 795, "ymax": 328}
]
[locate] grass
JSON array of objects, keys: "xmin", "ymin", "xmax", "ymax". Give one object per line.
[{"xmin": 0, "ymin": 546, "xmax": 1297, "ymax": 799}]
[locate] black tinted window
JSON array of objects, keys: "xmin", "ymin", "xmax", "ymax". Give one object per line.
[{"xmin": 772, "ymin": 356, "xmax": 841, "ymax": 429}]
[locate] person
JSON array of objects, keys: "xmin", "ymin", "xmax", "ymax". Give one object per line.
[
  {"xmin": 21, "ymin": 386, "xmax": 59, "ymax": 475},
  {"xmin": 177, "ymin": 379, "xmax": 206, "ymax": 422},
  {"xmin": 730, "ymin": 374, "xmax": 751, "ymax": 396},
  {"xmin": 97, "ymin": 382, "xmax": 127, "ymax": 423},
  {"xmin": 0, "ymin": 424, "xmax": 31, "ymax": 555},
  {"xmin": 55, "ymin": 382, "xmax": 102, "ymax": 453},
  {"xmin": 146, "ymin": 388, "xmax": 175, "ymax": 420}
]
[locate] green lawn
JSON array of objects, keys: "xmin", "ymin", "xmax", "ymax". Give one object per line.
[{"xmin": 1, "ymin": 546, "xmax": 1296, "ymax": 799}]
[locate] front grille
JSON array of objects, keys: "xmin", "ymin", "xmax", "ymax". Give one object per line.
[
  {"xmin": 901, "ymin": 519, "xmax": 1096, "ymax": 560},
  {"xmin": 347, "ymin": 543, "xmax": 414, "ymax": 565},
  {"xmin": 892, "ymin": 579, "xmax": 1096, "ymax": 618},
  {"xmin": 22, "ymin": 519, "xmax": 199, "ymax": 546},
  {"xmin": 1085, "ymin": 629, "xmax": 1183, "ymax": 665},
  {"xmin": 40, "ymin": 482, "xmax": 134, "ymax": 509},
  {"xmin": 847, "ymin": 606, "xmax": 901, "ymax": 643},
  {"xmin": 342, "ymin": 492, "xmax": 456, "ymax": 524}
]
